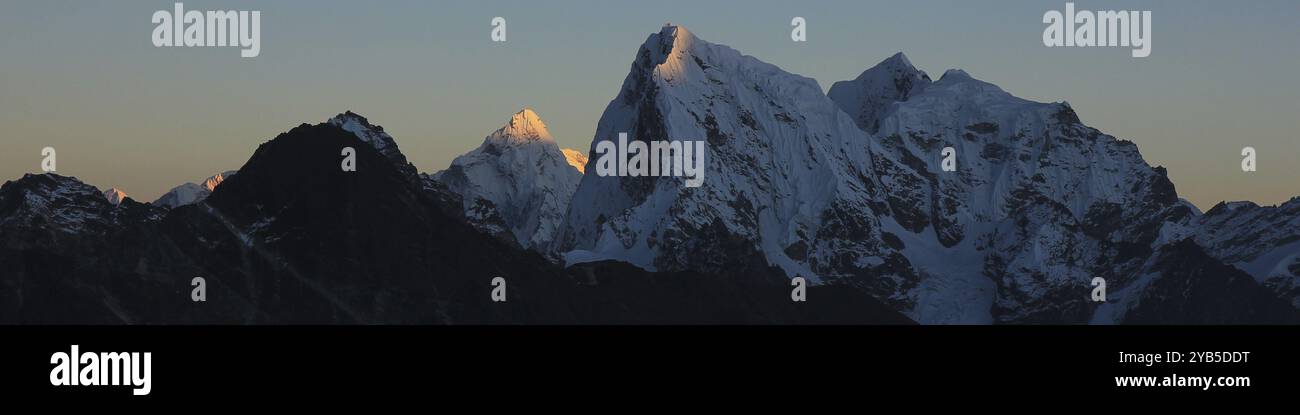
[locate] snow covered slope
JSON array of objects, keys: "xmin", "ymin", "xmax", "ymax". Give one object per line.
[{"xmin": 433, "ymin": 109, "xmax": 583, "ymax": 251}]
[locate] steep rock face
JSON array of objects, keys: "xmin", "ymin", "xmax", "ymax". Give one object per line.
[
  {"xmin": 433, "ymin": 109, "xmax": 583, "ymax": 251},
  {"xmin": 557, "ymin": 25, "xmax": 909, "ymax": 295}
]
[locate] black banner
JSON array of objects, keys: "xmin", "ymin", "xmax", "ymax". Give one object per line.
[{"xmin": 2, "ymin": 325, "xmax": 1294, "ymax": 402}]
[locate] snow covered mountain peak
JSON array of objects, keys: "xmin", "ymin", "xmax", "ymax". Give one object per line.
[
  {"xmin": 562, "ymin": 149, "xmax": 588, "ymax": 174},
  {"xmin": 487, "ymin": 108, "xmax": 554, "ymax": 144},
  {"xmin": 432, "ymin": 109, "xmax": 582, "ymax": 251},
  {"xmin": 655, "ymin": 24, "xmax": 695, "ymax": 54},
  {"xmin": 881, "ymin": 51, "xmax": 914, "ymax": 67},
  {"xmin": 201, "ymin": 171, "xmax": 235, "ymax": 192},
  {"xmin": 828, "ymin": 51, "xmax": 932, "ymax": 133},
  {"xmin": 102, "ymin": 188, "xmax": 128, "ymax": 205},
  {"xmin": 558, "ymin": 25, "xmax": 888, "ymax": 279},
  {"xmin": 635, "ymin": 24, "xmax": 720, "ymax": 85}
]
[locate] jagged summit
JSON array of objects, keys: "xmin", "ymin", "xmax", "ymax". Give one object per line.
[
  {"xmin": 102, "ymin": 188, "xmax": 128, "ymax": 205},
  {"xmin": 881, "ymin": 51, "xmax": 914, "ymax": 67},
  {"xmin": 0, "ymin": 173, "xmax": 161, "ymax": 233},
  {"xmin": 561, "ymin": 149, "xmax": 588, "ymax": 174},
  {"xmin": 487, "ymin": 108, "xmax": 553, "ymax": 144},
  {"xmin": 632, "ymin": 24, "xmax": 716, "ymax": 85},
  {"xmin": 326, "ymin": 110, "xmax": 407, "ymax": 165},
  {"xmin": 5, "ymin": 173, "xmax": 86, "ymax": 193},
  {"xmin": 655, "ymin": 24, "xmax": 695, "ymax": 53},
  {"xmin": 201, "ymin": 171, "xmax": 235, "ymax": 192},
  {"xmin": 829, "ymin": 53, "xmax": 1036, "ymax": 137},
  {"xmin": 325, "ymin": 111, "xmax": 419, "ymax": 178},
  {"xmin": 1, "ymin": 174, "xmax": 102, "ymax": 214},
  {"xmin": 432, "ymin": 108, "xmax": 582, "ymax": 251},
  {"xmin": 828, "ymin": 52, "xmax": 933, "ymax": 133},
  {"xmin": 327, "ymin": 110, "xmax": 378, "ymax": 130}
]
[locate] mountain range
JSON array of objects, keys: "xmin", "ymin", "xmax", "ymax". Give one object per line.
[{"xmin": 1, "ymin": 25, "xmax": 1296, "ymax": 324}]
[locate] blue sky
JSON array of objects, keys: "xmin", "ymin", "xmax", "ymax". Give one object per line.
[{"xmin": 1, "ymin": 0, "xmax": 1297, "ymax": 208}]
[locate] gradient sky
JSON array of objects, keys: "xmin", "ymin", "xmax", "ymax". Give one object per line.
[{"xmin": 2, "ymin": 0, "xmax": 1297, "ymax": 209}]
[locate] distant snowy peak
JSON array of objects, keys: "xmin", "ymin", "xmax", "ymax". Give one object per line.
[
  {"xmin": 153, "ymin": 171, "xmax": 236, "ymax": 209},
  {"xmin": 433, "ymin": 108, "xmax": 582, "ymax": 251},
  {"xmin": 828, "ymin": 52, "xmax": 932, "ymax": 133},
  {"xmin": 202, "ymin": 171, "xmax": 235, "ymax": 192},
  {"xmin": 103, "ymin": 188, "xmax": 128, "ymax": 205},
  {"xmin": 487, "ymin": 108, "xmax": 553, "ymax": 145},
  {"xmin": 327, "ymin": 111, "xmax": 408, "ymax": 165},
  {"xmin": 562, "ymin": 149, "xmax": 588, "ymax": 174}
]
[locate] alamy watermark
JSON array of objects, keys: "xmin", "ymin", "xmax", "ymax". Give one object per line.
[
  {"xmin": 50, "ymin": 345, "xmax": 151, "ymax": 396},
  {"xmin": 152, "ymin": 2, "xmax": 261, "ymax": 58},
  {"xmin": 593, "ymin": 133, "xmax": 706, "ymax": 187},
  {"xmin": 1043, "ymin": 2, "xmax": 1151, "ymax": 58}
]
